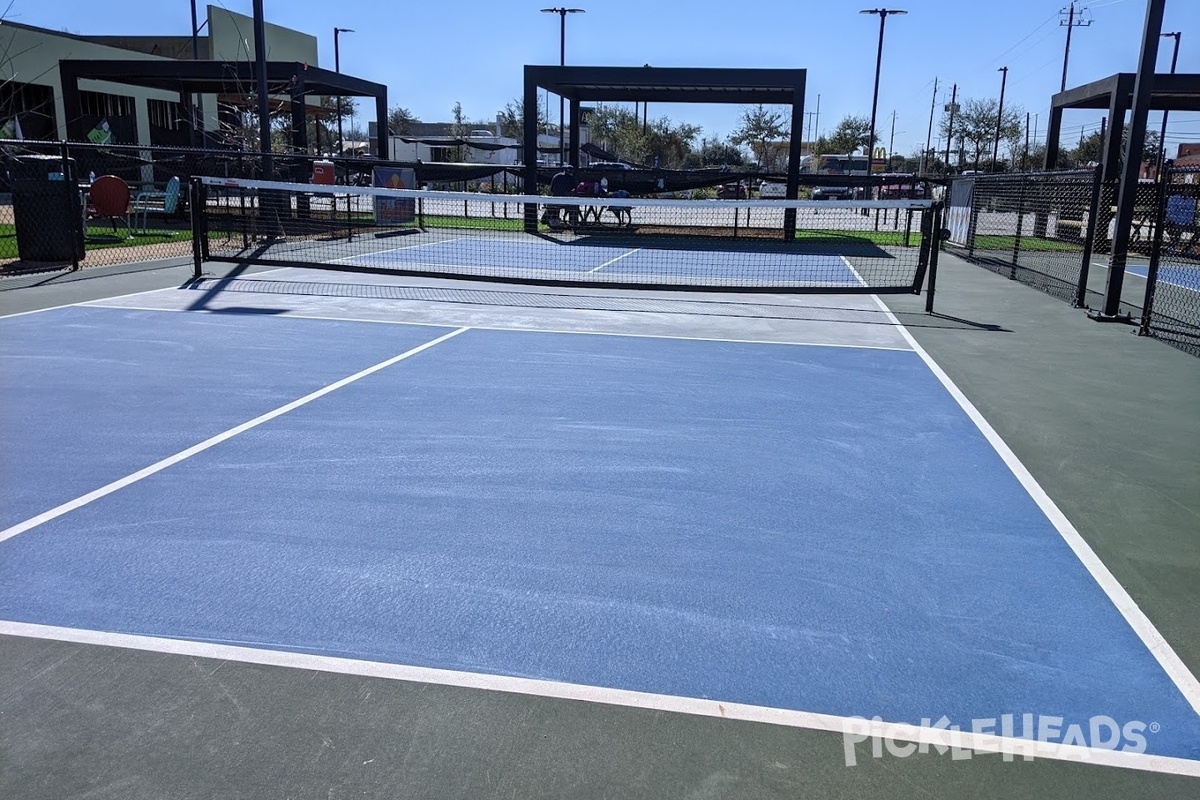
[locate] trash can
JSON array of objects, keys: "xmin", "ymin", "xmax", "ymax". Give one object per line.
[{"xmin": 11, "ymin": 155, "xmax": 85, "ymax": 262}]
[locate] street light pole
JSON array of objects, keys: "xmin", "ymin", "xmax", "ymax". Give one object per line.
[
  {"xmin": 860, "ymin": 9, "xmax": 907, "ymax": 172},
  {"xmin": 992, "ymin": 65, "xmax": 1009, "ymax": 171},
  {"xmin": 1158, "ymin": 32, "xmax": 1181, "ymax": 173},
  {"xmin": 541, "ymin": 8, "xmax": 585, "ymax": 165},
  {"xmin": 334, "ymin": 27, "xmax": 354, "ymax": 156}
]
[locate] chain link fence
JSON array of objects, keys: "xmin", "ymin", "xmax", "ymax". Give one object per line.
[
  {"xmin": 1140, "ymin": 165, "xmax": 1200, "ymax": 357},
  {"xmin": 944, "ymin": 169, "xmax": 1102, "ymax": 306},
  {"xmin": 945, "ymin": 167, "xmax": 1197, "ymax": 356}
]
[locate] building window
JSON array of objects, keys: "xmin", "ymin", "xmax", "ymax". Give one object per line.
[
  {"xmin": 79, "ymin": 90, "xmax": 136, "ymax": 120},
  {"xmin": 148, "ymin": 99, "xmax": 185, "ymax": 131},
  {"xmin": 0, "ymin": 81, "xmax": 57, "ymax": 139}
]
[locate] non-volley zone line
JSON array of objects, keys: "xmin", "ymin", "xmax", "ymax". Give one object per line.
[
  {"xmin": 3, "ymin": 620, "xmax": 1198, "ymax": 778},
  {"xmin": 0, "ymin": 327, "xmax": 469, "ymax": 545}
]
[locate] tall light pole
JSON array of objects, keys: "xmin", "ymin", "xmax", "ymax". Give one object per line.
[
  {"xmin": 334, "ymin": 27, "xmax": 354, "ymax": 155},
  {"xmin": 860, "ymin": 8, "xmax": 906, "ymax": 171},
  {"xmin": 992, "ymin": 66, "xmax": 1009, "ymax": 171},
  {"xmin": 1158, "ymin": 31, "xmax": 1181, "ymax": 172},
  {"xmin": 541, "ymin": 7, "xmax": 585, "ymax": 165}
]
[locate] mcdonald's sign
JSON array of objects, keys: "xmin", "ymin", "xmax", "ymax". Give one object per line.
[{"xmin": 871, "ymin": 146, "xmax": 887, "ymax": 173}]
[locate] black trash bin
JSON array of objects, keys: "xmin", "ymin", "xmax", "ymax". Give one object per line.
[{"xmin": 11, "ymin": 155, "xmax": 85, "ymax": 263}]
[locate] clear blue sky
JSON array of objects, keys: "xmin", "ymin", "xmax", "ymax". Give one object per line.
[{"xmin": 29, "ymin": 0, "xmax": 1200, "ymax": 159}]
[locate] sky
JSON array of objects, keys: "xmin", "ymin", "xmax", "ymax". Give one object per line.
[{"xmin": 24, "ymin": 0, "xmax": 1200, "ymax": 160}]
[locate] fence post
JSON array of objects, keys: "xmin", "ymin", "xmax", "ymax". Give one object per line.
[
  {"xmin": 1138, "ymin": 168, "xmax": 1171, "ymax": 337},
  {"xmin": 1012, "ymin": 175, "xmax": 1027, "ymax": 277},
  {"xmin": 1074, "ymin": 164, "xmax": 1105, "ymax": 308}
]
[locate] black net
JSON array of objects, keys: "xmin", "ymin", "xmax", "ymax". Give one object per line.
[{"xmin": 195, "ymin": 177, "xmax": 935, "ymax": 293}]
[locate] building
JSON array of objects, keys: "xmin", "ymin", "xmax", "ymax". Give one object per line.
[{"xmin": 0, "ymin": 6, "xmax": 321, "ymax": 148}]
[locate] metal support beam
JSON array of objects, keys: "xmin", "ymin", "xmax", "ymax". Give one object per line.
[
  {"xmin": 523, "ymin": 68, "xmax": 541, "ymax": 233},
  {"xmin": 1099, "ymin": 0, "xmax": 1165, "ymax": 321}
]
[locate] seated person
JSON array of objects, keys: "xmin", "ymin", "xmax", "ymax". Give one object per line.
[{"xmin": 541, "ymin": 164, "xmax": 578, "ymax": 229}]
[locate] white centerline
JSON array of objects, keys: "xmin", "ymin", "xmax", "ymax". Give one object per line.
[
  {"xmin": 0, "ymin": 327, "xmax": 470, "ymax": 545},
  {"xmin": 1, "ymin": 620, "xmax": 1197, "ymax": 777},
  {"xmin": 589, "ymin": 248, "xmax": 642, "ymax": 273}
]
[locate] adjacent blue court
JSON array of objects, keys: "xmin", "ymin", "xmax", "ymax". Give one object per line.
[
  {"xmin": 1, "ymin": 305, "xmax": 1198, "ymax": 762},
  {"xmin": 345, "ymin": 237, "xmax": 868, "ymax": 285}
]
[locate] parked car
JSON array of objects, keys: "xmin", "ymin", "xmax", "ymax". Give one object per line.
[
  {"xmin": 812, "ymin": 184, "xmax": 858, "ymax": 201},
  {"xmin": 717, "ymin": 182, "xmax": 748, "ymax": 199},
  {"xmin": 758, "ymin": 181, "xmax": 786, "ymax": 199}
]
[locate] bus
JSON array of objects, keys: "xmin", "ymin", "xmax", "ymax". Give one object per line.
[{"xmin": 800, "ymin": 153, "xmax": 870, "ymax": 199}]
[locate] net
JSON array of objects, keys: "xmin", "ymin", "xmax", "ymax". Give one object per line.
[{"xmin": 194, "ymin": 177, "xmax": 936, "ymax": 293}]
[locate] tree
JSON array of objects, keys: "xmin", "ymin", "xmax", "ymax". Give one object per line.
[
  {"xmin": 646, "ymin": 117, "xmax": 701, "ymax": 168},
  {"xmin": 388, "ymin": 106, "xmax": 418, "ymax": 136},
  {"xmin": 940, "ymin": 97, "xmax": 1022, "ymax": 171},
  {"xmin": 731, "ymin": 104, "xmax": 786, "ymax": 168},
  {"xmin": 449, "ymin": 101, "xmax": 467, "ymax": 161},
  {"xmin": 825, "ymin": 115, "xmax": 875, "ymax": 156},
  {"xmin": 497, "ymin": 97, "xmax": 550, "ymax": 138},
  {"xmin": 682, "ymin": 138, "xmax": 746, "ymax": 169}
]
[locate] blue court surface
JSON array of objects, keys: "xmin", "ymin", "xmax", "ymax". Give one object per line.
[
  {"xmin": 343, "ymin": 237, "xmax": 867, "ymax": 284},
  {"xmin": 1094, "ymin": 260, "xmax": 1200, "ymax": 292},
  {"xmin": 2, "ymin": 294, "xmax": 1199, "ymax": 767}
]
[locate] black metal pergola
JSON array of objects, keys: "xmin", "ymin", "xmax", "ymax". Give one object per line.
[
  {"xmin": 522, "ymin": 65, "xmax": 807, "ymax": 235},
  {"xmin": 58, "ymin": 59, "xmax": 389, "ymax": 159},
  {"xmin": 1044, "ymin": 72, "xmax": 1200, "ymax": 180}
]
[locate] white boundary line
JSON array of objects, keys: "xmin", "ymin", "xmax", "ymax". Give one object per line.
[
  {"xmin": 0, "ymin": 327, "xmax": 470, "ymax": 545},
  {"xmin": 2, "ymin": 619, "xmax": 1197, "ymax": 777},
  {"xmin": 328, "ymin": 236, "xmax": 466, "ymax": 264},
  {"xmin": 81, "ymin": 302, "xmax": 914, "ymax": 353},
  {"xmin": 589, "ymin": 248, "xmax": 642, "ymax": 273},
  {"xmin": 866, "ymin": 292, "xmax": 1200, "ymax": 718}
]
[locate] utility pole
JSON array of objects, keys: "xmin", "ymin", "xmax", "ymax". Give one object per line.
[
  {"xmin": 1023, "ymin": 111, "xmax": 1030, "ymax": 171},
  {"xmin": 923, "ymin": 76, "xmax": 938, "ymax": 173},
  {"xmin": 888, "ymin": 109, "xmax": 896, "ymax": 171},
  {"xmin": 814, "ymin": 93, "xmax": 821, "ymax": 142},
  {"xmin": 1060, "ymin": 3, "xmax": 1092, "ymax": 93},
  {"xmin": 992, "ymin": 66, "xmax": 1008, "ymax": 171},
  {"xmin": 942, "ymin": 83, "xmax": 957, "ymax": 173},
  {"xmin": 252, "ymin": 0, "xmax": 271, "ymax": 175}
]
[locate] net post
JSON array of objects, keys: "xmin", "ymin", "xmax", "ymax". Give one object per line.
[
  {"xmin": 924, "ymin": 202, "xmax": 945, "ymax": 314},
  {"xmin": 1073, "ymin": 164, "xmax": 1105, "ymax": 308},
  {"xmin": 190, "ymin": 177, "xmax": 205, "ymax": 280},
  {"xmin": 1138, "ymin": 169, "xmax": 1170, "ymax": 336},
  {"xmin": 914, "ymin": 202, "xmax": 933, "ymax": 284}
]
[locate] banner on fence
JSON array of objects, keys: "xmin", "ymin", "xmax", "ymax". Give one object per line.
[{"xmin": 946, "ymin": 179, "xmax": 975, "ymax": 246}]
